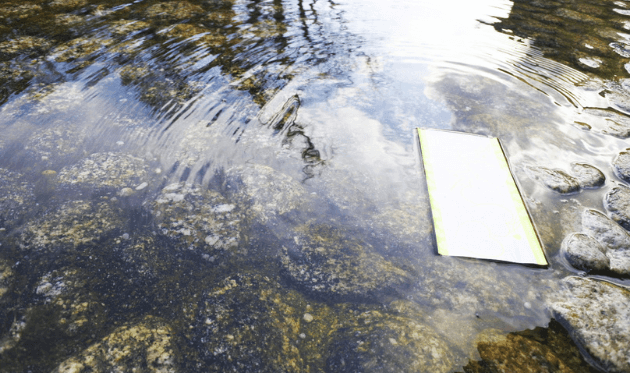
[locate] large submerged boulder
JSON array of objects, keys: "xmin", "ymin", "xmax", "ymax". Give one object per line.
[
  {"xmin": 549, "ymin": 277, "xmax": 630, "ymax": 373},
  {"xmin": 52, "ymin": 316, "xmax": 180, "ymax": 373},
  {"xmin": 57, "ymin": 152, "xmax": 149, "ymax": 195},
  {"xmin": 190, "ymin": 273, "xmax": 335, "ymax": 372},
  {"xmin": 280, "ymin": 225, "xmax": 416, "ymax": 302},
  {"xmin": 19, "ymin": 200, "xmax": 122, "ymax": 253},
  {"xmin": 325, "ymin": 300, "xmax": 457, "ymax": 373},
  {"xmin": 151, "ymin": 182, "xmax": 244, "ymax": 254},
  {"xmin": 0, "ymin": 168, "xmax": 35, "ymax": 230}
]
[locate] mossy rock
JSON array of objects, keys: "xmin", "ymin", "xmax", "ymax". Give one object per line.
[
  {"xmin": 280, "ymin": 225, "xmax": 417, "ymax": 302},
  {"xmin": 325, "ymin": 300, "xmax": 458, "ymax": 373},
  {"xmin": 0, "ymin": 168, "xmax": 35, "ymax": 231},
  {"xmin": 190, "ymin": 273, "xmax": 337, "ymax": 372}
]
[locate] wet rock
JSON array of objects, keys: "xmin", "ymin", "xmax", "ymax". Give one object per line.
[
  {"xmin": 582, "ymin": 209, "xmax": 630, "ymax": 276},
  {"xmin": 561, "ymin": 233, "xmax": 609, "ymax": 272},
  {"xmin": 58, "ymin": 152, "xmax": 149, "ymax": 192},
  {"xmin": 326, "ymin": 300, "xmax": 457, "ymax": 373},
  {"xmin": 575, "ymin": 108, "xmax": 630, "ymax": 139},
  {"xmin": 53, "ymin": 37, "xmax": 113, "ymax": 63},
  {"xmin": 192, "ymin": 274, "xmax": 334, "ymax": 372},
  {"xmin": 0, "ymin": 168, "xmax": 35, "ymax": 230},
  {"xmin": 144, "ymin": 1, "xmax": 204, "ymax": 21},
  {"xmin": 160, "ymin": 24, "xmax": 226, "ymax": 48},
  {"xmin": 604, "ymin": 186, "xmax": 630, "ymax": 230},
  {"xmin": 49, "ymin": 0, "xmax": 88, "ymax": 10},
  {"xmin": 280, "ymin": 225, "xmax": 416, "ymax": 302},
  {"xmin": 0, "ymin": 36, "xmax": 52, "ymax": 57},
  {"xmin": 526, "ymin": 166, "xmax": 580, "ymax": 193},
  {"xmin": 613, "ymin": 149, "xmax": 630, "ymax": 183},
  {"xmin": 225, "ymin": 164, "xmax": 308, "ymax": 223},
  {"xmin": 549, "ymin": 277, "xmax": 630, "ymax": 373},
  {"xmin": 19, "ymin": 200, "xmax": 122, "ymax": 252},
  {"xmin": 152, "ymin": 182, "xmax": 244, "ymax": 253},
  {"xmin": 109, "ymin": 20, "xmax": 150, "ymax": 38},
  {"xmin": 53, "ymin": 316, "xmax": 180, "ymax": 373},
  {"xmin": 23, "ymin": 123, "xmax": 87, "ymax": 163},
  {"xmin": 0, "ymin": 4, "xmax": 42, "ymax": 19},
  {"xmin": 570, "ymin": 163, "xmax": 605, "ymax": 188},
  {"xmin": 463, "ymin": 320, "xmax": 599, "ymax": 373},
  {"xmin": 0, "ymin": 259, "xmax": 13, "ymax": 299},
  {"xmin": 31, "ymin": 268, "xmax": 107, "ymax": 337}
]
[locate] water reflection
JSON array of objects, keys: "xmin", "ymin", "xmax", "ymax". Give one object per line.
[{"xmin": 1, "ymin": 0, "xmax": 629, "ymax": 371}]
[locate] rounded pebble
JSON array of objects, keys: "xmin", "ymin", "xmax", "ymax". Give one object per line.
[
  {"xmin": 613, "ymin": 149, "xmax": 630, "ymax": 183},
  {"xmin": 303, "ymin": 313, "xmax": 314, "ymax": 323}
]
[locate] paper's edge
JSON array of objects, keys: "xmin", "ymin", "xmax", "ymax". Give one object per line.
[{"xmin": 416, "ymin": 128, "xmax": 548, "ymax": 267}]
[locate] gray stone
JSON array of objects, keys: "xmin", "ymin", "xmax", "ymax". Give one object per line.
[
  {"xmin": 151, "ymin": 182, "xmax": 243, "ymax": 253},
  {"xmin": 604, "ymin": 186, "xmax": 630, "ymax": 230},
  {"xmin": 192, "ymin": 274, "xmax": 334, "ymax": 372},
  {"xmin": 0, "ymin": 168, "xmax": 35, "ymax": 230},
  {"xmin": 58, "ymin": 152, "xmax": 148, "ymax": 191},
  {"xmin": 570, "ymin": 163, "xmax": 605, "ymax": 188},
  {"xmin": 0, "ymin": 259, "xmax": 13, "ymax": 299},
  {"xmin": 225, "ymin": 164, "xmax": 309, "ymax": 223},
  {"xmin": 549, "ymin": 277, "xmax": 630, "ymax": 373},
  {"xmin": 280, "ymin": 225, "xmax": 416, "ymax": 302},
  {"xmin": 526, "ymin": 166, "xmax": 580, "ymax": 194},
  {"xmin": 19, "ymin": 200, "xmax": 122, "ymax": 252},
  {"xmin": 325, "ymin": 300, "xmax": 457, "ymax": 373},
  {"xmin": 582, "ymin": 209, "xmax": 630, "ymax": 276},
  {"xmin": 613, "ymin": 149, "xmax": 630, "ymax": 183},
  {"xmin": 53, "ymin": 316, "xmax": 180, "ymax": 373},
  {"xmin": 562, "ymin": 233, "xmax": 609, "ymax": 272}
]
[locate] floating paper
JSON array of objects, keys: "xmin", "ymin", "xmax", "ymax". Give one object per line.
[{"xmin": 417, "ymin": 128, "xmax": 547, "ymax": 266}]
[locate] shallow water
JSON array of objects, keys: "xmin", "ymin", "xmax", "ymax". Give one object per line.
[{"xmin": 1, "ymin": 0, "xmax": 629, "ymax": 371}]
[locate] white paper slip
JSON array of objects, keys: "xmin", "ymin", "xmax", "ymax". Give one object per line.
[{"xmin": 417, "ymin": 128, "xmax": 547, "ymax": 266}]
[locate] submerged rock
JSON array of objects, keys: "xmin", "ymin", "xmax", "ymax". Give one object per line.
[
  {"xmin": 570, "ymin": 163, "xmax": 605, "ymax": 188},
  {"xmin": 582, "ymin": 209, "xmax": 630, "ymax": 276},
  {"xmin": 562, "ymin": 233, "xmax": 610, "ymax": 272},
  {"xmin": 0, "ymin": 259, "xmax": 12, "ymax": 299},
  {"xmin": 144, "ymin": 1, "xmax": 204, "ymax": 21},
  {"xmin": 549, "ymin": 277, "xmax": 630, "ymax": 373},
  {"xmin": 613, "ymin": 149, "xmax": 630, "ymax": 183},
  {"xmin": 326, "ymin": 300, "xmax": 457, "ymax": 373},
  {"xmin": 19, "ymin": 200, "xmax": 122, "ymax": 252},
  {"xmin": 526, "ymin": 166, "xmax": 580, "ymax": 194},
  {"xmin": 604, "ymin": 186, "xmax": 630, "ymax": 230},
  {"xmin": 280, "ymin": 225, "xmax": 416, "ymax": 302},
  {"xmin": 463, "ymin": 320, "xmax": 599, "ymax": 373},
  {"xmin": 152, "ymin": 182, "xmax": 244, "ymax": 253},
  {"xmin": 0, "ymin": 168, "xmax": 35, "ymax": 230},
  {"xmin": 23, "ymin": 123, "xmax": 87, "ymax": 163},
  {"xmin": 53, "ymin": 316, "xmax": 180, "ymax": 373},
  {"xmin": 58, "ymin": 152, "xmax": 149, "ymax": 192},
  {"xmin": 225, "ymin": 164, "xmax": 309, "ymax": 223},
  {"xmin": 192, "ymin": 274, "xmax": 333, "ymax": 372}
]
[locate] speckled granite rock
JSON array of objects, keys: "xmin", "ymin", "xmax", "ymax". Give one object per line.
[
  {"xmin": 527, "ymin": 164, "xmax": 605, "ymax": 194},
  {"xmin": 570, "ymin": 163, "xmax": 605, "ymax": 189},
  {"xmin": 57, "ymin": 152, "xmax": 149, "ymax": 193},
  {"xmin": 604, "ymin": 186, "xmax": 630, "ymax": 230},
  {"xmin": 582, "ymin": 209, "xmax": 630, "ymax": 276},
  {"xmin": 463, "ymin": 320, "xmax": 599, "ymax": 373},
  {"xmin": 526, "ymin": 166, "xmax": 580, "ymax": 194},
  {"xmin": 326, "ymin": 300, "xmax": 457, "ymax": 373},
  {"xmin": 0, "ymin": 168, "xmax": 35, "ymax": 230},
  {"xmin": 19, "ymin": 200, "xmax": 122, "ymax": 252},
  {"xmin": 192, "ymin": 274, "xmax": 334, "ymax": 372},
  {"xmin": 562, "ymin": 233, "xmax": 610, "ymax": 272},
  {"xmin": 225, "ymin": 164, "xmax": 309, "ymax": 223},
  {"xmin": 549, "ymin": 277, "xmax": 630, "ymax": 373},
  {"xmin": 151, "ymin": 182, "xmax": 244, "ymax": 253},
  {"xmin": 53, "ymin": 316, "xmax": 180, "ymax": 373},
  {"xmin": 280, "ymin": 225, "xmax": 416, "ymax": 302},
  {"xmin": 613, "ymin": 149, "xmax": 630, "ymax": 183},
  {"xmin": 0, "ymin": 259, "xmax": 12, "ymax": 299}
]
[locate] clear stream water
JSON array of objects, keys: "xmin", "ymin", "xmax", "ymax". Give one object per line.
[{"xmin": 0, "ymin": 0, "xmax": 629, "ymax": 371}]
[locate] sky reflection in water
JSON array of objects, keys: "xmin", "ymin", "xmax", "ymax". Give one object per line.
[{"xmin": 0, "ymin": 0, "xmax": 629, "ymax": 371}]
